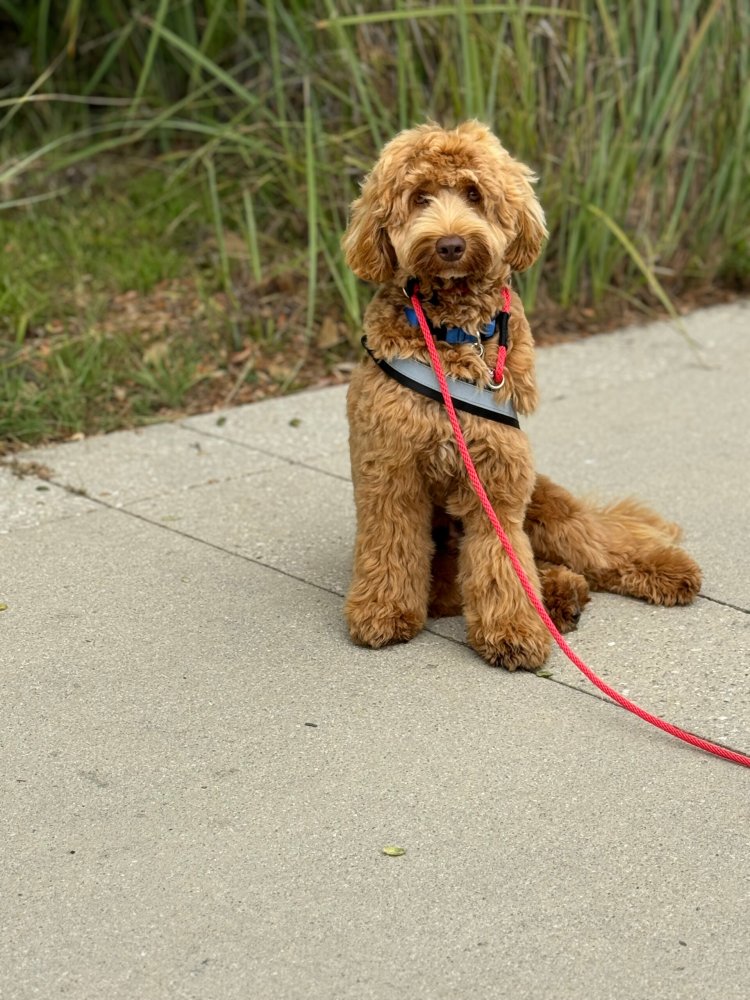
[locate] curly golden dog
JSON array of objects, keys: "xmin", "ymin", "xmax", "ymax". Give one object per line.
[{"xmin": 343, "ymin": 121, "xmax": 701, "ymax": 670}]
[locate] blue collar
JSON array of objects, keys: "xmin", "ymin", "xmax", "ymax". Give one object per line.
[{"xmin": 404, "ymin": 305, "xmax": 496, "ymax": 345}]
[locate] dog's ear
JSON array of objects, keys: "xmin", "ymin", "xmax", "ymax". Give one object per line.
[
  {"xmin": 503, "ymin": 164, "xmax": 548, "ymax": 273},
  {"xmin": 342, "ymin": 170, "xmax": 397, "ymax": 284},
  {"xmin": 459, "ymin": 122, "xmax": 548, "ymax": 272}
]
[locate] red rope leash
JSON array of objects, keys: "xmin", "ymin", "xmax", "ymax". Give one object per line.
[{"xmin": 411, "ymin": 291, "xmax": 750, "ymax": 768}]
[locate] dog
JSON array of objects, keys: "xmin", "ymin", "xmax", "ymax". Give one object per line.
[{"xmin": 343, "ymin": 121, "xmax": 701, "ymax": 670}]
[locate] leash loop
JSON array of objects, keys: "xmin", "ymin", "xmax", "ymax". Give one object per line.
[{"xmin": 493, "ymin": 286, "xmax": 512, "ymax": 385}]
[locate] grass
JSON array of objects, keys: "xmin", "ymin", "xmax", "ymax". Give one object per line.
[
  {"xmin": 0, "ymin": 161, "xmax": 248, "ymax": 446},
  {"xmin": 0, "ymin": 0, "xmax": 748, "ymax": 451},
  {"xmin": 1, "ymin": 166, "xmax": 186, "ymax": 327}
]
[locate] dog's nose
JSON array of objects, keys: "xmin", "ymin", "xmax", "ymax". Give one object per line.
[{"xmin": 436, "ymin": 235, "xmax": 466, "ymax": 262}]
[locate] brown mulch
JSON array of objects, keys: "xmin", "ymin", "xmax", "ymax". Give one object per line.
[
  {"xmin": 162, "ymin": 275, "xmax": 740, "ymax": 416},
  {"xmin": 2, "ymin": 272, "xmax": 741, "ymax": 455}
]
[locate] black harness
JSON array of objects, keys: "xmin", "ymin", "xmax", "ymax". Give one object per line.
[{"xmin": 362, "ymin": 283, "xmax": 519, "ymax": 428}]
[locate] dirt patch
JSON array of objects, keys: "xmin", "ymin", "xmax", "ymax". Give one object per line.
[
  {"xmin": 165, "ymin": 275, "xmax": 741, "ymax": 414},
  {"xmin": 2, "ymin": 271, "xmax": 741, "ymax": 455}
]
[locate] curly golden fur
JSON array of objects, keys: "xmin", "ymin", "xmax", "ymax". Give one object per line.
[{"xmin": 344, "ymin": 121, "xmax": 701, "ymax": 670}]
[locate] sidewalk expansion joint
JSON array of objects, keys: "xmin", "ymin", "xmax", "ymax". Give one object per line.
[
  {"xmin": 62, "ymin": 484, "xmax": 351, "ymax": 600},
  {"xmin": 698, "ymin": 593, "xmax": 750, "ymax": 616},
  {"xmin": 10, "ymin": 463, "xmax": 750, "ymax": 622},
  {"xmin": 8, "ymin": 461, "xmax": 748, "ymax": 738},
  {"xmin": 8, "ymin": 465, "xmax": 744, "ymax": 750},
  {"xmin": 177, "ymin": 422, "xmax": 352, "ymax": 484}
]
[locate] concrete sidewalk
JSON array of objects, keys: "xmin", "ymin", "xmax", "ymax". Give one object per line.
[{"xmin": 1, "ymin": 302, "xmax": 749, "ymax": 1000}]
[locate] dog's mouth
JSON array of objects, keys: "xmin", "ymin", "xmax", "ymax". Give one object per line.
[{"xmin": 399, "ymin": 232, "xmax": 497, "ymax": 281}]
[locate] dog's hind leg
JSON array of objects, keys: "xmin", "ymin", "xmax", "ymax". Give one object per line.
[
  {"xmin": 581, "ymin": 498, "xmax": 702, "ymax": 605},
  {"xmin": 427, "ymin": 508, "xmax": 464, "ymax": 618},
  {"xmin": 427, "ymin": 508, "xmax": 589, "ymax": 633},
  {"xmin": 525, "ymin": 475, "xmax": 701, "ymax": 606},
  {"xmin": 536, "ymin": 561, "xmax": 590, "ymax": 633}
]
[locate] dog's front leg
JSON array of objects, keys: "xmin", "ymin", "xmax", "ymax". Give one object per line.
[
  {"xmin": 346, "ymin": 463, "xmax": 433, "ymax": 649},
  {"xmin": 452, "ymin": 467, "xmax": 552, "ymax": 671},
  {"xmin": 459, "ymin": 506, "xmax": 551, "ymax": 670}
]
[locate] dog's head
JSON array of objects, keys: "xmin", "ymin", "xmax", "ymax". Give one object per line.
[{"xmin": 343, "ymin": 121, "xmax": 547, "ymax": 285}]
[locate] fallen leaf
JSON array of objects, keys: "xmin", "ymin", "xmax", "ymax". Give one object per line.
[
  {"xmin": 382, "ymin": 845, "xmax": 406, "ymax": 857},
  {"xmin": 316, "ymin": 315, "xmax": 342, "ymax": 349},
  {"xmin": 143, "ymin": 341, "xmax": 170, "ymax": 366},
  {"xmin": 334, "ymin": 361, "xmax": 356, "ymax": 375},
  {"xmin": 230, "ymin": 345, "xmax": 254, "ymax": 364}
]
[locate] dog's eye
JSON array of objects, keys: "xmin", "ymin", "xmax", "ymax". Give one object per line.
[
  {"xmin": 412, "ymin": 190, "xmax": 430, "ymax": 207},
  {"xmin": 465, "ymin": 186, "xmax": 482, "ymax": 204}
]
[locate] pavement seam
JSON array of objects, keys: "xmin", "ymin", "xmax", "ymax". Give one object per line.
[
  {"xmin": 9, "ymin": 460, "xmax": 750, "ymax": 619},
  {"xmin": 7, "ymin": 467, "xmax": 749, "ymax": 756},
  {"xmin": 16, "ymin": 472, "xmax": 353, "ymax": 601},
  {"xmin": 13, "ymin": 461, "xmax": 749, "ymax": 617},
  {"xmin": 698, "ymin": 594, "xmax": 750, "ymax": 616},
  {"xmin": 77, "ymin": 487, "xmax": 642, "ymax": 721},
  {"xmin": 177, "ymin": 420, "xmax": 352, "ymax": 483}
]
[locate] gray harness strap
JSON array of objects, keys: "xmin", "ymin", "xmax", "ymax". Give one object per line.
[{"xmin": 362, "ymin": 338, "xmax": 520, "ymax": 429}]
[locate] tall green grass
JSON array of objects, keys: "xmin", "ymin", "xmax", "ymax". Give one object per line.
[{"xmin": 2, "ymin": 1, "xmax": 748, "ymax": 323}]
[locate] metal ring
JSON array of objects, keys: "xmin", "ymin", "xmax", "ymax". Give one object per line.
[{"xmin": 487, "ymin": 374, "xmax": 505, "ymax": 390}]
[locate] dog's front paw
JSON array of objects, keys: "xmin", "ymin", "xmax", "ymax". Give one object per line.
[
  {"xmin": 467, "ymin": 619, "xmax": 551, "ymax": 672},
  {"xmin": 346, "ymin": 603, "xmax": 425, "ymax": 649}
]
